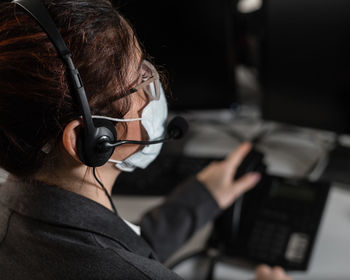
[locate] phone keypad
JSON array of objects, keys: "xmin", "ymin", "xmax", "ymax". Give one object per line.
[{"xmin": 247, "ymin": 220, "xmax": 289, "ymax": 263}]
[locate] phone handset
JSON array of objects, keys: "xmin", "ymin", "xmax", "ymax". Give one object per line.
[{"xmin": 232, "ymin": 148, "xmax": 267, "ymax": 239}]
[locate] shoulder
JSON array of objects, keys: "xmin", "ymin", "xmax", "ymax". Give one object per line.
[{"xmin": 92, "ymin": 233, "xmax": 182, "ymax": 279}]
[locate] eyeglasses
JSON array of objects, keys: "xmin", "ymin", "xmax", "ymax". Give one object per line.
[{"xmin": 126, "ymin": 60, "xmax": 161, "ymax": 101}]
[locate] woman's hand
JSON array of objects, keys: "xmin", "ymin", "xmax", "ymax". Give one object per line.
[
  {"xmin": 255, "ymin": 265, "xmax": 292, "ymax": 280},
  {"xmin": 196, "ymin": 142, "xmax": 261, "ymax": 209}
]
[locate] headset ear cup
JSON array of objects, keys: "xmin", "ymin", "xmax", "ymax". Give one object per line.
[{"xmin": 76, "ymin": 119, "xmax": 117, "ymax": 167}]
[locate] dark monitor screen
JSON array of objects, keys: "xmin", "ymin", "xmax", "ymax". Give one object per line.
[
  {"xmin": 115, "ymin": 0, "xmax": 237, "ymax": 110},
  {"xmin": 260, "ymin": 0, "xmax": 350, "ymax": 133}
]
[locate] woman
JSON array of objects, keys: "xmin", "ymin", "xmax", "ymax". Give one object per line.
[{"xmin": 0, "ymin": 0, "xmax": 291, "ymax": 279}]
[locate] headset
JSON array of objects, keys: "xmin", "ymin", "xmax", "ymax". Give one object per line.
[{"xmin": 12, "ymin": 0, "xmax": 188, "ymax": 168}]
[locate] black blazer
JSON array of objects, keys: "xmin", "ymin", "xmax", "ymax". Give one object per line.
[{"xmin": 0, "ymin": 177, "xmax": 220, "ymax": 279}]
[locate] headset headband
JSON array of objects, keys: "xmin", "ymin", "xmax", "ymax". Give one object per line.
[{"xmin": 12, "ymin": 0, "xmax": 96, "ymax": 139}]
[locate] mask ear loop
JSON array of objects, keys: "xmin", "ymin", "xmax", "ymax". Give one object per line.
[
  {"xmin": 108, "ymin": 159, "xmax": 136, "ymax": 172},
  {"xmin": 108, "ymin": 159, "xmax": 123, "ymax": 164},
  {"xmin": 91, "ymin": 115, "xmax": 143, "ymax": 122}
]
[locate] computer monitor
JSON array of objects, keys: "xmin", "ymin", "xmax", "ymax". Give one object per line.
[
  {"xmin": 115, "ymin": 0, "xmax": 238, "ymax": 110},
  {"xmin": 260, "ymin": 0, "xmax": 350, "ymax": 134}
]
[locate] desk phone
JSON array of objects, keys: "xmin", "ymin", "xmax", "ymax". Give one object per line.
[{"xmin": 210, "ymin": 174, "xmax": 330, "ymax": 270}]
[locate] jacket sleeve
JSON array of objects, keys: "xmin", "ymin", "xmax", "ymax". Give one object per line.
[{"xmin": 139, "ymin": 177, "xmax": 221, "ymax": 262}]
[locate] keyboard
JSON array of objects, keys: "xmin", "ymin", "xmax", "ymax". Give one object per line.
[{"xmin": 113, "ymin": 154, "xmax": 221, "ymax": 196}]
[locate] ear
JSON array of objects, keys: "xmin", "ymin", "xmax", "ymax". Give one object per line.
[{"xmin": 62, "ymin": 119, "xmax": 82, "ymax": 162}]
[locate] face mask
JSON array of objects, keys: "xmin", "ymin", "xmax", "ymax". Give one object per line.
[{"xmin": 92, "ymin": 84, "xmax": 168, "ymax": 172}]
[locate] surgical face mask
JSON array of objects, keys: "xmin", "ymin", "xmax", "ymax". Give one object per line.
[{"xmin": 92, "ymin": 83, "xmax": 168, "ymax": 172}]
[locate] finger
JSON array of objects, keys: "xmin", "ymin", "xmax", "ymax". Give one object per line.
[
  {"xmin": 255, "ymin": 264, "xmax": 271, "ymax": 279},
  {"xmin": 225, "ymin": 142, "xmax": 252, "ymax": 170},
  {"xmin": 270, "ymin": 266, "xmax": 285, "ymax": 280},
  {"xmin": 232, "ymin": 172, "xmax": 261, "ymax": 198},
  {"xmin": 272, "ymin": 266, "xmax": 285, "ymax": 275}
]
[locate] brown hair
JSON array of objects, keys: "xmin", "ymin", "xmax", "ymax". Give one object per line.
[{"xmin": 0, "ymin": 0, "xmax": 140, "ymax": 178}]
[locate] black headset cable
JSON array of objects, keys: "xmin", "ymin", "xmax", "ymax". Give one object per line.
[{"xmin": 92, "ymin": 167, "xmax": 118, "ymax": 214}]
